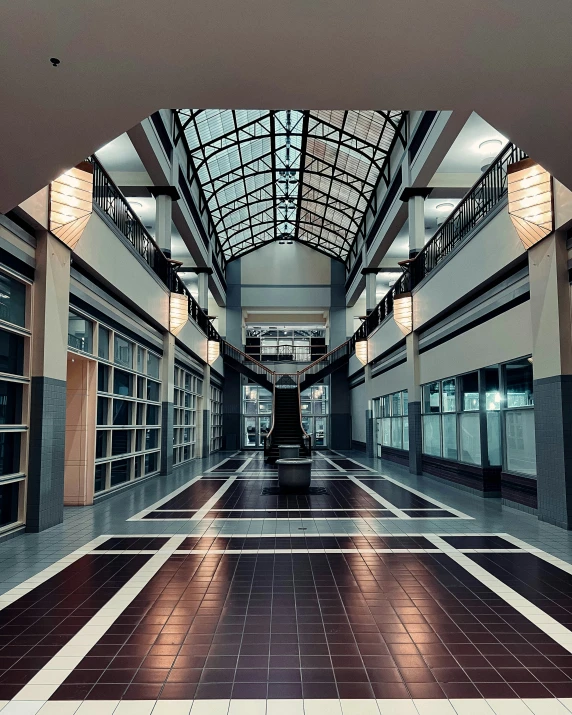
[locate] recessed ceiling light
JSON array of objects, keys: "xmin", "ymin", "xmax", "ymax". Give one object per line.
[
  {"xmin": 479, "ymin": 139, "xmax": 503, "ymax": 156},
  {"xmin": 130, "ymin": 201, "xmax": 143, "ymax": 209}
]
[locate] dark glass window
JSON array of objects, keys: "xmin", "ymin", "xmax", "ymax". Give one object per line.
[
  {"xmin": 112, "ymin": 430, "xmax": 132, "ymax": 456},
  {"xmin": 0, "ymin": 330, "xmax": 24, "ymax": 376},
  {"xmin": 97, "ymin": 364, "xmax": 109, "ymax": 393},
  {"xmin": 94, "ymin": 464, "xmax": 106, "ymax": 493},
  {"xmin": 147, "ymin": 380, "xmax": 160, "ymax": 402},
  {"xmin": 147, "ymin": 353, "xmax": 160, "ymax": 379},
  {"xmin": 134, "ymin": 456, "xmax": 143, "ymax": 479},
  {"xmin": 110, "ymin": 459, "xmax": 130, "ymax": 487},
  {"xmin": 97, "ymin": 397, "xmax": 109, "ymax": 425},
  {"xmin": 114, "ymin": 336, "xmax": 133, "ymax": 368},
  {"xmin": 0, "ymin": 481, "xmax": 19, "ymax": 526},
  {"xmin": 460, "ymin": 372, "xmax": 479, "ymax": 411},
  {"xmin": 98, "ymin": 327, "xmax": 110, "ymax": 360},
  {"xmin": 145, "ymin": 452, "xmax": 158, "ymax": 474},
  {"xmin": 423, "ymin": 382, "xmax": 440, "ymax": 413},
  {"xmin": 145, "ymin": 429, "xmax": 159, "ymax": 450},
  {"xmin": 0, "ymin": 381, "xmax": 22, "ymax": 424},
  {"xmin": 68, "ymin": 312, "xmax": 93, "ymax": 353},
  {"xmin": 112, "ymin": 399, "xmax": 132, "ymax": 425},
  {"xmin": 113, "ymin": 369, "xmax": 133, "ymax": 396},
  {"xmin": 505, "ymin": 359, "xmax": 534, "ymax": 408},
  {"xmin": 0, "ymin": 433, "xmax": 20, "ymax": 476},
  {"xmin": 0, "ymin": 274, "xmax": 26, "ymax": 327},
  {"xmin": 485, "ymin": 367, "xmax": 501, "ymax": 411},
  {"xmin": 146, "ymin": 405, "xmax": 159, "ymax": 425},
  {"xmin": 137, "ymin": 376, "xmax": 145, "ymax": 399},
  {"xmin": 136, "ymin": 403, "xmax": 145, "ymax": 425},
  {"xmin": 136, "ymin": 430, "xmax": 144, "ymax": 452},
  {"xmin": 96, "ymin": 431, "xmax": 107, "ymax": 459}
]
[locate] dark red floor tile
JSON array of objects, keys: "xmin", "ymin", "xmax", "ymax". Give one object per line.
[
  {"xmin": 267, "ymin": 682, "xmax": 303, "ymax": 698},
  {"xmin": 406, "ymin": 682, "xmax": 445, "ymax": 698},
  {"xmin": 159, "ymin": 683, "xmax": 197, "ymax": 699},
  {"xmin": 336, "ymin": 681, "xmax": 375, "ymax": 699}
]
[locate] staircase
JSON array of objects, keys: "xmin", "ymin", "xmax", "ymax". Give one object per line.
[{"xmin": 220, "ymin": 338, "xmax": 353, "ymax": 461}]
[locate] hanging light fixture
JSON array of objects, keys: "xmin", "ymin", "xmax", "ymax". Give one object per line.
[
  {"xmin": 393, "ymin": 293, "xmax": 413, "ymax": 335},
  {"xmin": 169, "ymin": 293, "xmax": 188, "ymax": 335},
  {"xmin": 507, "ymin": 158, "xmax": 553, "ymax": 249},
  {"xmin": 355, "ymin": 339, "xmax": 368, "ymax": 365},
  {"xmin": 207, "ymin": 339, "xmax": 220, "ymax": 365},
  {"xmin": 49, "ymin": 161, "xmax": 94, "ymax": 249}
]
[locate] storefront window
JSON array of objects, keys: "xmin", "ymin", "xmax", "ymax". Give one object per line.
[
  {"xmin": 423, "ymin": 383, "xmax": 440, "ymax": 413},
  {"xmin": 503, "ymin": 358, "xmax": 536, "ymax": 476},
  {"xmin": 374, "ymin": 390, "xmax": 407, "ymax": 457}
]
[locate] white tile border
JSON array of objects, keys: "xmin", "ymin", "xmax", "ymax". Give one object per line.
[{"xmin": 127, "ymin": 475, "xmax": 205, "ymax": 521}]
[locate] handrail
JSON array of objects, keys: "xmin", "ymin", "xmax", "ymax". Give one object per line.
[
  {"xmin": 221, "ymin": 340, "xmax": 274, "ymax": 377},
  {"xmin": 87, "ymin": 154, "xmax": 220, "ymax": 343},
  {"xmin": 355, "ymin": 141, "xmax": 527, "ymax": 342},
  {"xmin": 298, "ymin": 338, "xmax": 353, "ymax": 377}
]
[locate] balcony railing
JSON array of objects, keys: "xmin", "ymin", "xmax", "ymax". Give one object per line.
[
  {"xmin": 87, "ymin": 154, "xmax": 220, "ymax": 343},
  {"xmin": 356, "ymin": 141, "xmax": 527, "ymax": 341}
]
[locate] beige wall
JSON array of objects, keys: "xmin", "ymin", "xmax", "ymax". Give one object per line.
[
  {"xmin": 368, "ymin": 314, "xmax": 406, "ymax": 363},
  {"xmin": 240, "ymin": 241, "xmax": 331, "ymax": 285},
  {"xmin": 369, "ymin": 361, "xmax": 409, "ymax": 399}
]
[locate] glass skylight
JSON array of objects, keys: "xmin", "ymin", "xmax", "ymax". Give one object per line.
[{"xmin": 176, "ymin": 109, "xmax": 404, "ymax": 260}]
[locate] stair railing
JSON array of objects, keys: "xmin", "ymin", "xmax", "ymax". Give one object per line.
[
  {"xmin": 221, "ymin": 340, "xmax": 275, "ymax": 381},
  {"xmin": 297, "ymin": 338, "xmax": 353, "ymax": 382}
]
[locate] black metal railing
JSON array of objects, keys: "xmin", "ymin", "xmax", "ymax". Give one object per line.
[
  {"xmin": 88, "ymin": 155, "xmax": 173, "ymax": 286},
  {"xmin": 355, "ymin": 142, "xmax": 527, "ymax": 341},
  {"xmin": 411, "ymin": 142, "xmax": 527, "ymax": 286},
  {"xmin": 297, "ymin": 338, "xmax": 354, "ymax": 381},
  {"xmin": 220, "ymin": 340, "xmax": 275, "ymax": 381},
  {"xmin": 87, "ymin": 154, "xmax": 220, "ymax": 343}
]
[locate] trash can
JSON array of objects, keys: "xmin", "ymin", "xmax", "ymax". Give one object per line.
[{"xmin": 277, "ymin": 458, "xmax": 312, "ymax": 490}]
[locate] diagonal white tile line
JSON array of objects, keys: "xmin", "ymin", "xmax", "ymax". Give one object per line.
[
  {"xmin": 190, "ymin": 474, "xmax": 239, "ymax": 522},
  {"xmin": 499, "ymin": 533, "xmax": 572, "ymax": 577},
  {"xmin": 321, "ymin": 455, "xmax": 347, "ymax": 472},
  {"xmin": 236, "ymin": 457, "xmax": 253, "ymax": 473},
  {"xmin": 0, "ymin": 534, "xmax": 111, "ymax": 610},
  {"xmin": 204, "ymin": 452, "xmax": 241, "ymax": 473},
  {"xmin": 379, "ymin": 474, "xmax": 473, "ymax": 519},
  {"xmin": 425, "ymin": 534, "xmax": 572, "ymax": 653},
  {"xmin": 13, "ymin": 535, "xmax": 185, "ymax": 702},
  {"xmin": 127, "ymin": 475, "xmax": 206, "ymax": 520},
  {"xmin": 347, "ymin": 475, "xmax": 410, "ymax": 519}
]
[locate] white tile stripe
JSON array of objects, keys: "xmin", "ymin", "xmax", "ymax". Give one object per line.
[
  {"xmin": 499, "ymin": 533, "xmax": 572, "ymax": 577},
  {"xmin": 189, "ymin": 474, "xmax": 239, "ymax": 522},
  {"xmin": 426, "ymin": 534, "xmax": 572, "ymax": 653},
  {"xmin": 236, "ymin": 457, "xmax": 253, "ymax": 473},
  {"xmin": 375, "ymin": 474, "xmax": 473, "ymax": 519},
  {"xmin": 347, "ymin": 475, "xmax": 410, "ymax": 519},
  {"xmin": 204, "ymin": 452, "xmax": 241, "ymax": 473},
  {"xmin": 127, "ymin": 475, "xmax": 205, "ymax": 521},
  {"xmin": 1, "ymin": 698, "xmax": 571, "ymax": 714},
  {"xmin": 13, "ymin": 535, "xmax": 187, "ymax": 702},
  {"xmin": 0, "ymin": 534, "xmax": 111, "ymax": 610}
]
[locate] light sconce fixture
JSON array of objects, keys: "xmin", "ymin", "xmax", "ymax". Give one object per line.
[
  {"xmin": 479, "ymin": 139, "xmax": 503, "ymax": 172},
  {"xmin": 393, "ymin": 293, "xmax": 413, "ymax": 335},
  {"xmin": 49, "ymin": 161, "xmax": 94, "ymax": 249},
  {"xmin": 169, "ymin": 293, "xmax": 188, "ymax": 335},
  {"xmin": 355, "ymin": 339, "xmax": 368, "ymax": 366},
  {"xmin": 207, "ymin": 339, "xmax": 220, "ymax": 365},
  {"xmin": 507, "ymin": 158, "xmax": 553, "ymax": 249}
]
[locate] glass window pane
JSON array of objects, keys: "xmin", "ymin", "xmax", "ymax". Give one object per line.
[
  {"xmin": 0, "ymin": 432, "xmax": 20, "ymax": 475},
  {"xmin": 145, "ymin": 452, "xmax": 158, "ymax": 474},
  {"xmin": 487, "ymin": 411, "xmax": 502, "ymax": 466},
  {"xmin": 0, "ymin": 381, "xmax": 22, "ymax": 424},
  {"xmin": 403, "ymin": 417, "xmax": 409, "ymax": 450},
  {"xmin": 137, "ymin": 346, "xmax": 145, "ymax": 373},
  {"xmin": 441, "ymin": 379, "xmax": 456, "ymax": 412},
  {"xmin": 68, "ymin": 312, "xmax": 92, "ymax": 353},
  {"xmin": 136, "ymin": 403, "xmax": 145, "ymax": 425},
  {"xmin": 382, "ymin": 395, "xmax": 391, "ymax": 417},
  {"xmin": 146, "ymin": 405, "xmax": 159, "ymax": 425},
  {"xmin": 112, "ymin": 430, "xmax": 132, "ymax": 456},
  {"xmin": 112, "ymin": 399, "xmax": 132, "ymax": 425},
  {"xmin": 259, "ymin": 401, "xmax": 272, "ymax": 414},
  {"xmin": 391, "ymin": 393, "xmax": 401, "ymax": 417},
  {"xmin": 137, "ymin": 376, "xmax": 145, "ymax": 399},
  {"xmin": 315, "ymin": 416, "xmax": 326, "ymax": 447},
  {"xmin": 98, "ymin": 327, "xmax": 110, "ymax": 360},
  {"xmin": 94, "ymin": 464, "xmax": 106, "ymax": 493},
  {"xmin": 244, "ymin": 417, "xmax": 256, "ymax": 447},
  {"xmin": 459, "ymin": 412, "xmax": 481, "ymax": 464},
  {"xmin": 147, "ymin": 353, "xmax": 160, "ymax": 379},
  {"xmin": 485, "ymin": 367, "xmax": 500, "ymax": 411},
  {"xmin": 145, "ymin": 429, "xmax": 159, "ymax": 450},
  {"xmin": 110, "ymin": 458, "xmax": 130, "ymax": 486},
  {"xmin": 0, "ymin": 274, "xmax": 26, "ymax": 327},
  {"xmin": 0, "ymin": 330, "xmax": 24, "ymax": 376},
  {"xmin": 442, "ymin": 414, "xmax": 458, "ymax": 460},
  {"xmin": 147, "ymin": 380, "xmax": 160, "ymax": 402},
  {"xmin": 113, "ymin": 369, "xmax": 133, "ymax": 396},
  {"xmin": 96, "ymin": 430, "xmax": 107, "ymax": 459},
  {"xmin": 403, "ymin": 391, "xmax": 408, "ymax": 416},
  {"xmin": 505, "ymin": 410, "xmax": 537, "ymax": 475},
  {"xmin": 381, "ymin": 418, "xmax": 391, "ymax": 446},
  {"xmin": 460, "ymin": 372, "xmax": 479, "ymax": 411},
  {"xmin": 0, "ymin": 481, "xmax": 19, "ymax": 526},
  {"xmin": 391, "ymin": 417, "xmax": 402, "ymax": 449},
  {"xmin": 98, "ymin": 364, "xmax": 109, "ymax": 393},
  {"xmin": 422, "ymin": 415, "xmax": 441, "ymax": 456},
  {"xmin": 114, "ymin": 336, "xmax": 133, "ymax": 369},
  {"xmin": 97, "ymin": 396, "xmax": 109, "ymax": 425},
  {"xmin": 505, "ymin": 359, "xmax": 534, "ymax": 407},
  {"xmin": 423, "ymin": 383, "xmax": 440, "ymax": 414}
]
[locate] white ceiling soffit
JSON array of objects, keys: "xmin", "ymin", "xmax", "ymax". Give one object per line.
[{"xmin": 1, "ymin": 0, "xmax": 572, "ymax": 213}]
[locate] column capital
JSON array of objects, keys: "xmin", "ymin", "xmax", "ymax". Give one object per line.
[
  {"xmin": 399, "ymin": 187, "xmax": 432, "ymax": 202},
  {"xmin": 148, "ymin": 186, "xmax": 181, "ymax": 201}
]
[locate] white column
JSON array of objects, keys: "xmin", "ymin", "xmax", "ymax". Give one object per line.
[
  {"xmin": 365, "ymin": 270, "xmax": 377, "ymax": 313},
  {"xmin": 198, "ymin": 271, "xmax": 209, "ymax": 313},
  {"xmin": 408, "ymin": 194, "xmax": 426, "ymax": 258},
  {"xmin": 155, "ymin": 194, "xmax": 173, "ymax": 258}
]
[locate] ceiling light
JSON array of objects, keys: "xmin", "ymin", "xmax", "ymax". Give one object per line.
[
  {"xmin": 436, "ymin": 202, "xmax": 455, "ymax": 213},
  {"xmin": 479, "ymin": 139, "xmax": 503, "ymax": 172},
  {"xmin": 130, "ymin": 201, "xmax": 143, "ymax": 209}
]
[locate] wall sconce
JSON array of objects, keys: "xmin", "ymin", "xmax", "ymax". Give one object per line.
[
  {"xmin": 508, "ymin": 158, "xmax": 553, "ymax": 250},
  {"xmin": 393, "ymin": 293, "xmax": 413, "ymax": 335},
  {"xmin": 169, "ymin": 293, "xmax": 188, "ymax": 335},
  {"xmin": 49, "ymin": 161, "xmax": 93, "ymax": 249},
  {"xmin": 355, "ymin": 339, "xmax": 368, "ymax": 366},
  {"xmin": 207, "ymin": 339, "xmax": 220, "ymax": 365}
]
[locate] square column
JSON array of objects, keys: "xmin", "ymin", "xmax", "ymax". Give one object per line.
[
  {"xmin": 202, "ymin": 365, "xmax": 211, "ymax": 458},
  {"xmin": 528, "ymin": 232, "xmax": 572, "ymax": 528},
  {"xmin": 27, "ymin": 231, "xmax": 71, "ymax": 532},
  {"xmin": 406, "ymin": 331, "xmax": 423, "ymax": 475}
]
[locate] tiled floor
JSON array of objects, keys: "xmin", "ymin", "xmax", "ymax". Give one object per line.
[{"xmin": 3, "ymin": 450, "xmax": 572, "ymax": 713}]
